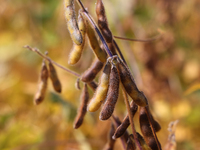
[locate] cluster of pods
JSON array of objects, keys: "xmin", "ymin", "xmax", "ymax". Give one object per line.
[{"xmin": 34, "ymin": 0, "xmax": 163, "ymax": 149}]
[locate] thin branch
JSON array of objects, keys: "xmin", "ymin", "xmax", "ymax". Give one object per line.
[
  {"xmin": 145, "ymin": 106, "xmax": 162, "ymax": 150},
  {"xmin": 24, "ymin": 45, "xmax": 80, "ymax": 78},
  {"xmin": 113, "ymin": 40, "xmax": 127, "ymax": 65},
  {"xmin": 114, "ymin": 34, "xmax": 161, "ymax": 42},
  {"xmin": 122, "ymin": 90, "xmax": 143, "ymax": 150}
]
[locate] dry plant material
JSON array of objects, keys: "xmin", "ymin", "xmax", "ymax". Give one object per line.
[
  {"xmin": 136, "ymin": 132, "xmax": 151, "ymax": 150},
  {"xmin": 88, "ymin": 81, "xmax": 98, "ymax": 91},
  {"xmin": 74, "ymin": 83, "xmax": 89, "ymax": 129},
  {"xmin": 86, "ymin": 20, "xmax": 107, "ymax": 62},
  {"xmin": 68, "ymin": 11, "xmax": 86, "ymax": 65},
  {"xmin": 96, "ymin": 0, "xmax": 117, "ymax": 55},
  {"xmin": 113, "ymin": 101, "xmax": 138, "ymax": 139},
  {"xmin": 75, "ymin": 78, "xmax": 81, "ymax": 90},
  {"xmin": 116, "ymin": 57, "xmax": 148, "ymax": 107},
  {"xmin": 103, "ymin": 123, "xmax": 116, "ymax": 150},
  {"xmin": 88, "ymin": 60, "xmax": 111, "ymax": 112},
  {"xmin": 139, "ymin": 107, "xmax": 161, "ymax": 150},
  {"xmin": 81, "ymin": 59, "xmax": 104, "ymax": 82},
  {"xmin": 48, "ymin": 61, "xmax": 62, "ymax": 93},
  {"xmin": 34, "ymin": 60, "xmax": 49, "ymax": 105},
  {"xmin": 164, "ymin": 120, "xmax": 178, "ymax": 150},
  {"xmin": 64, "ymin": 0, "xmax": 82, "ymax": 45},
  {"xmin": 126, "ymin": 134, "xmax": 136, "ymax": 150},
  {"xmin": 100, "ymin": 63, "xmax": 120, "ymax": 120}
]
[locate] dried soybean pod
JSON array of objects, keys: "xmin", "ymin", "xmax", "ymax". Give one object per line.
[
  {"xmin": 48, "ymin": 61, "xmax": 62, "ymax": 93},
  {"xmin": 96, "ymin": 0, "xmax": 117, "ymax": 55},
  {"xmin": 86, "ymin": 20, "xmax": 107, "ymax": 62},
  {"xmin": 81, "ymin": 59, "xmax": 104, "ymax": 82},
  {"xmin": 64, "ymin": 0, "xmax": 82, "ymax": 45},
  {"xmin": 34, "ymin": 60, "xmax": 49, "ymax": 105},
  {"xmin": 113, "ymin": 101, "xmax": 138, "ymax": 139},
  {"xmin": 68, "ymin": 11, "xmax": 86, "ymax": 65},
  {"xmin": 74, "ymin": 83, "xmax": 89, "ymax": 129},
  {"xmin": 126, "ymin": 134, "xmax": 136, "ymax": 150},
  {"xmin": 116, "ymin": 57, "xmax": 148, "ymax": 107},
  {"xmin": 103, "ymin": 123, "xmax": 116, "ymax": 150},
  {"xmin": 139, "ymin": 107, "xmax": 161, "ymax": 150},
  {"xmin": 99, "ymin": 64, "xmax": 119, "ymax": 120},
  {"xmin": 87, "ymin": 60, "xmax": 111, "ymax": 112},
  {"xmin": 151, "ymin": 114, "xmax": 161, "ymax": 132},
  {"xmin": 136, "ymin": 133, "xmax": 151, "ymax": 150}
]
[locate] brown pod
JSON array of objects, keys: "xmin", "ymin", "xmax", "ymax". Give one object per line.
[
  {"xmin": 126, "ymin": 134, "xmax": 136, "ymax": 150},
  {"xmin": 151, "ymin": 114, "xmax": 161, "ymax": 132},
  {"xmin": 81, "ymin": 59, "xmax": 104, "ymax": 82},
  {"xmin": 113, "ymin": 101, "xmax": 138, "ymax": 139},
  {"xmin": 48, "ymin": 61, "xmax": 62, "ymax": 93},
  {"xmin": 75, "ymin": 78, "xmax": 81, "ymax": 90},
  {"xmin": 34, "ymin": 60, "xmax": 49, "ymax": 105},
  {"xmin": 96, "ymin": 0, "xmax": 117, "ymax": 55},
  {"xmin": 74, "ymin": 83, "xmax": 89, "ymax": 129},
  {"xmin": 112, "ymin": 116, "xmax": 129, "ymax": 143},
  {"xmin": 103, "ymin": 123, "xmax": 116, "ymax": 150},
  {"xmin": 116, "ymin": 58, "xmax": 148, "ymax": 107},
  {"xmin": 139, "ymin": 107, "xmax": 161, "ymax": 150},
  {"xmin": 99, "ymin": 64, "xmax": 119, "ymax": 120}
]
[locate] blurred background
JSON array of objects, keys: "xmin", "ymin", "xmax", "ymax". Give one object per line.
[{"xmin": 0, "ymin": 0, "xmax": 200, "ymax": 149}]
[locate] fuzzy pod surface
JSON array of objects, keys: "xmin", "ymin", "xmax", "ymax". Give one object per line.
[{"xmin": 99, "ymin": 64, "xmax": 120, "ymax": 120}]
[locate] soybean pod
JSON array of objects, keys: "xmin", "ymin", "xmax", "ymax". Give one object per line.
[
  {"xmin": 64, "ymin": 0, "xmax": 82, "ymax": 45},
  {"xmin": 87, "ymin": 60, "xmax": 111, "ymax": 112}
]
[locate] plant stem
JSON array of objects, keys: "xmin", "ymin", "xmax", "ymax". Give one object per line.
[
  {"xmin": 145, "ymin": 106, "xmax": 162, "ymax": 150},
  {"xmin": 113, "ymin": 40, "xmax": 127, "ymax": 65},
  {"xmin": 114, "ymin": 34, "xmax": 161, "ymax": 42},
  {"xmin": 24, "ymin": 45, "xmax": 80, "ymax": 78},
  {"xmin": 122, "ymin": 90, "xmax": 143, "ymax": 150}
]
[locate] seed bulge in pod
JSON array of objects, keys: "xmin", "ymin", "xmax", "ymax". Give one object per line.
[
  {"xmin": 99, "ymin": 64, "xmax": 119, "ymax": 120},
  {"xmin": 87, "ymin": 60, "xmax": 111, "ymax": 112}
]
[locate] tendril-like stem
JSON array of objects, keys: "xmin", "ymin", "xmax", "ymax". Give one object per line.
[
  {"xmin": 122, "ymin": 90, "xmax": 143, "ymax": 150},
  {"xmin": 24, "ymin": 45, "xmax": 80, "ymax": 78}
]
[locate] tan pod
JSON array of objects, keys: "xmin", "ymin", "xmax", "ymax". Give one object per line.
[
  {"xmin": 87, "ymin": 60, "xmax": 111, "ymax": 112},
  {"xmin": 68, "ymin": 11, "xmax": 86, "ymax": 65},
  {"xmin": 64, "ymin": 0, "xmax": 82, "ymax": 45}
]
